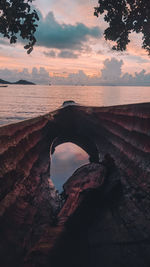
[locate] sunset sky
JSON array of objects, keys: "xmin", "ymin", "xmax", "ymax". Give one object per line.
[{"xmin": 0, "ymin": 0, "xmax": 150, "ymax": 84}]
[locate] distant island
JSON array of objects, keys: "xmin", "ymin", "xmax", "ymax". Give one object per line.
[
  {"xmin": 0, "ymin": 79, "xmax": 36, "ymax": 85},
  {"xmin": 0, "ymin": 79, "xmax": 11, "ymax": 84},
  {"xmin": 14, "ymin": 79, "xmax": 36, "ymax": 85}
]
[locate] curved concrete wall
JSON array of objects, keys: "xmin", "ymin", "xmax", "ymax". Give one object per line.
[{"xmin": 0, "ymin": 102, "xmax": 150, "ymax": 267}]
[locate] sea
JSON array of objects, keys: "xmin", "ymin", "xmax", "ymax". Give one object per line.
[{"xmin": 1, "ymin": 84, "xmax": 150, "ymax": 126}]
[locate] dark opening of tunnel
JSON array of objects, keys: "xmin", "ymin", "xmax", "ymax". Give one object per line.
[{"xmin": 50, "ymin": 142, "xmax": 90, "ymax": 192}]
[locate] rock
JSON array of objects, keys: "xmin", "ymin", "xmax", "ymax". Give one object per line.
[
  {"xmin": 62, "ymin": 100, "xmax": 76, "ymax": 107},
  {"xmin": 1, "ymin": 102, "xmax": 150, "ymax": 266},
  {"xmin": 57, "ymin": 163, "xmax": 106, "ymax": 225}
]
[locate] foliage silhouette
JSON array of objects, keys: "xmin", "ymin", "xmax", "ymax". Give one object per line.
[
  {"xmin": 0, "ymin": 0, "xmax": 39, "ymax": 53},
  {"xmin": 94, "ymin": 0, "xmax": 150, "ymax": 54},
  {"xmin": 1, "ymin": 0, "xmax": 150, "ymax": 54}
]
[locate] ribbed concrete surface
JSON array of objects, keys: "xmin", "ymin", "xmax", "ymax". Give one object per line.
[{"xmin": 0, "ymin": 102, "xmax": 150, "ymax": 267}]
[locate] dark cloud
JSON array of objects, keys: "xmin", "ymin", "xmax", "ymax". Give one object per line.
[
  {"xmin": 43, "ymin": 50, "xmax": 56, "ymax": 57},
  {"xmin": 43, "ymin": 49, "xmax": 79, "ymax": 58},
  {"xmin": 127, "ymin": 54, "xmax": 149, "ymax": 63},
  {"xmin": 0, "ymin": 38, "xmax": 9, "ymax": 46},
  {"xmin": 35, "ymin": 11, "xmax": 101, "ymax": 50},
  {"xmin": 100, "ymin": 58, "xmax": 150, "ymax": 85},
  {"xmin": 97, "ymin": 50, "xmax": 102, "ymax": 54},
  {"xmin": 101, "ymin": 58, "xmax": 123, "ymax": 81},
  {"xmin": 1, "ymin": 58, "xmax": 150, "ymax": 85},
  {"xmin": 0, "ymin": 67, "xmax": 50, "ymax": 84},
  {"xmin": 58, "ymin": 50, "xmax": 78, "ymax": 58},
  {"xmin": 51, "ymin": 58, "xmax": 150, "ymax": 85}
]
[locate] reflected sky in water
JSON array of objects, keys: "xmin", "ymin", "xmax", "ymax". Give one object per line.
[{"xmin": 50, "ymin": 142, "xmax": 89, "ymax": 192}]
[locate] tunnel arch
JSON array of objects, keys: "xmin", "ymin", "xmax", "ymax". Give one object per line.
[{"xmin": 50, "ymin": 135, "xmax": 100, "ymax": 164}]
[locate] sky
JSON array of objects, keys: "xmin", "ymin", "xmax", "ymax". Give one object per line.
[
  {"xmin": 50, "ymin": 142, "xmax": 89, "ymax": 192},
  {"xmin": 0, "ymin": 0, "xmax": 150, "ymax": 84}
]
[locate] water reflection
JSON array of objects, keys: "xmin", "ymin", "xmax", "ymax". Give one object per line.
[
  {"xmin": 1, "ymin": 85, "xmax": 150, "ymax": 125},
  {"xmin": 50, "ymin": 142, "xmax": 89, "ymax": 192}
]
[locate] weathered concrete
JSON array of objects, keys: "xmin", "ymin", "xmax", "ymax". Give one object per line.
[{"xmin": 0, "ymin": 102, "xmax": 150, "ymax": 267}]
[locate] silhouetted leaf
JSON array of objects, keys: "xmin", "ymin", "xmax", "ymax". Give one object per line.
[
  {"xmin": 95, "ymin": 0, "xmax": 150, "ymax": 54},
  {"xmin": 0, "ymin": 0, "xmax": 39, "ymax": 53}
]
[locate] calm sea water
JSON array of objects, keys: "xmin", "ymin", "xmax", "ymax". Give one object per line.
[{"xmin": 0, "ymin": 84, "xmax": 150, "ymax": 126}]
